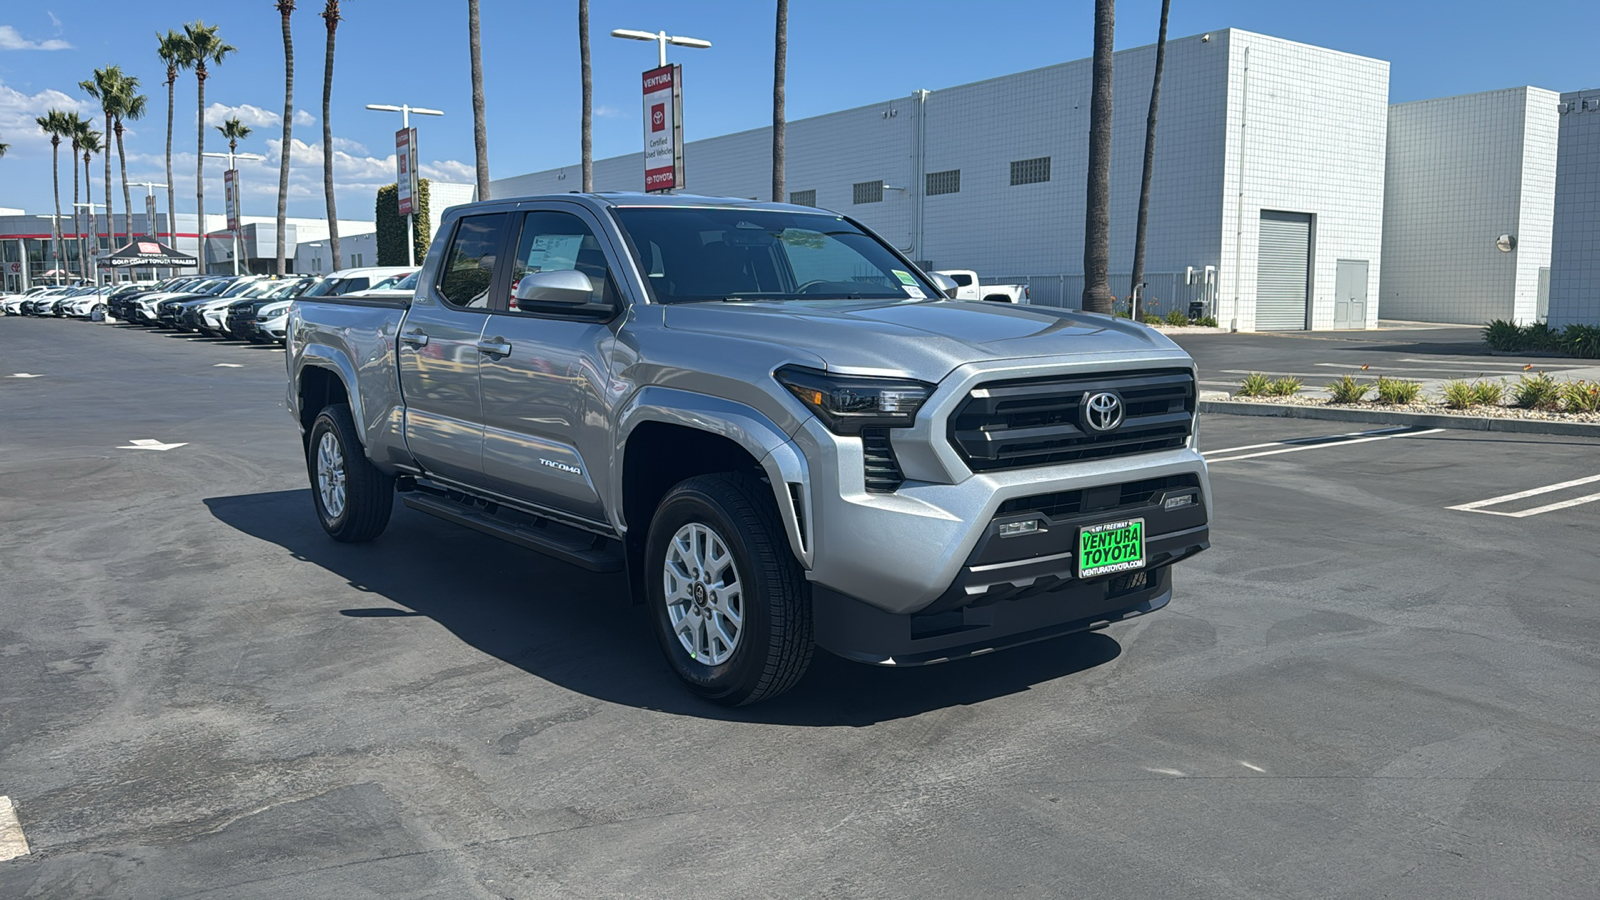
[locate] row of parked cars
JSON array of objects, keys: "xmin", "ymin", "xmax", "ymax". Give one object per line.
[{"xmin": 1, "ymin": 267, "xmax": 419, "ymax": 343}]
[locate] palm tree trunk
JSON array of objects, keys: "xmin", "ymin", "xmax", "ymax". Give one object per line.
[
  {"xmin": 116, "ymin": 121, "xmax": 134, "ymax": 241},
  {"xmin": 103, "ymin": 111, "xmax": 114, "ymax": 252},
  {"xmin": 322, "ymin": 5, "xmax": 341, "ymax": 269},
  {"xmin": 469, "ymin": 0, "xmax": 490, "ymax": 200},
  {"xmin": 1131, "ymin": 0, "xmax": 1170, "ymax": 322},
  {"xmin": 1081, "ymin": 0, "xmax": 1116, "ymax": 315},
  {"xmin": 772, "ymin": 0, "xmax": 787, "ymax": 203},
  {"xmin": 71, "ymin": 139, "xmax": 83, "ymax": 279},
  {"xmin": 164, "ymin": 70, "xmax": 176, "ymax": 259},
  {"xmin": 277, "ymin": 3, "xmax": 295, "ymax": 274},
  {"xmin": 197, "ymin": 65, "xmax": 208, "ymax": 270},
  {"xmin": 579, "ymin": 0, "xmax": 591, "ymax": 192},
  {"xmin": 84, "ymin": 152, "xmax": 97, "ymax": 280},
  {"xmin": 50, "ymin": 139, "xmax": 63, "ymax": 283}
]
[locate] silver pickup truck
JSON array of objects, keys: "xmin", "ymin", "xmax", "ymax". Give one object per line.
[{"xmin": 286, "ymin": 193, "xmax": 1211, "ymax": 705}]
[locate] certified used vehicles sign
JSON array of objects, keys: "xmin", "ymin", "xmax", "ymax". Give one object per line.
[{"xmin": 1078, "ymin": 518, "xmax": 1146, "ymax": 579}]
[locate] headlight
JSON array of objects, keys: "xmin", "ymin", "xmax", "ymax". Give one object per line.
[{"xmin": 775, "ymin": 365, "xmax": 933, "ymax": 435}]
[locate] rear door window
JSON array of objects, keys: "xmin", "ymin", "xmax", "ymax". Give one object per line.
[{"xmin": 436, "ymin": 214, "xmax": 509, "ymax": 308}]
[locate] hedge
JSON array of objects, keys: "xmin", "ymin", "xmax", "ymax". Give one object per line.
[{"xmin": 375, "ymin": 178, "xmax": 431, "ymax": 267}]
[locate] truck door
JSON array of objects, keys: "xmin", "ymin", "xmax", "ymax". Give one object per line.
[
  {"xmin": 474, "ymin": 205, "xmax": 620, "ymax": 524},
  {"xmin": 396, "ymin": 212, "xmax": 508, "ymax": 485}
]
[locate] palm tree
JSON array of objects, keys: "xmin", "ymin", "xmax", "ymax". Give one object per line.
[
  {"xmin": 469, "ymin": 0, "xmax": 490, "ymax": 200},
  {"xmin": 772, "ymin": 0, "xmax": 787, "ymax": 203},
  {"xmin": 36, "ymin": 111, "xmax": 69, "ymax": 283},
  {"xmin": 320, "ymin": 1, "xmax": 343, "ymax": 269},
  {"xmin": 81, "ymin": 66, "xmax": 124, "ymax": 256},
  {"xmin": 184, "ymin": 20, "xmax": 237, "ymax": 254},
  {"xmin": 65, "ymin": 113, "xmax": 89, "ymax": 278},
  {"xmin": 275, "ymin": 0, "xmax": 296, "ymax": 274},
  {"xmin": 1130, "ymin": 0, "xmax": 1170, "ymax": 322},
  {"xmin": 217, "ymin": 116, "xmax": 253, "ymax": 155},
  {"xmin": 1081, "ymin": 0, "xmax": 1115, "ymax": 315},
  {"xmin": 111, "ymin": 77, "xmax": 149, "ymax": 244},
  {"xmin": 81, "ymin": 128, "xmax": 104, "ymax": 276},
  {"xmin": 0, "ymin": 135, "xmax": 9, "ymax": 157},
  {"xmin": 157, "ymin": 30, "xmax": 189, "ymax": 254},
  {"xmin": 579, "ymin": 0, "xmax": 591, "ymax": 192}
]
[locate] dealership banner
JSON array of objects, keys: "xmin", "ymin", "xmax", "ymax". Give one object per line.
[
  {"xmin": 223, "ymin": 169, "xmax": 240, "ymax": 231},
  {"xmin": 396, "ymin": 127, "xmax": 420, "ymax": 217},
  {"xmin": 641, "ymin": 64, "xmax": 684, "ymax": 193}
]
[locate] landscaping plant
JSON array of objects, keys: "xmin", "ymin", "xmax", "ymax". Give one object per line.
[
  {"xmin": 1142, "ymin": 314, "xmax": 1164, "ymax": 325},
  {"xmin": 1196, "ymin": 315, "xmax": 1219, "ymax": 327},
  {"xmin": 1165, "ymin": 308, "xmax": 1189, "ymax": 327},
  {"xmin": 1237, "ymin": 372, "xmax": 1273, "ymax": 397},
  {"xmin": 1374, "ymin": 376, "xmax": 1423, "ymax": 405},
  {"xmin": 1441, "ymin": 379, "xmax": 1477, "ymax": 409},
  {"xmin": 1560, "ymin": 380, "xmax": 1600, "ymax": 414},
  {"xmin": 1482, "ymin": 319, "xmax": 1521, "ymax": 352},
  {"xmin": 1559, "ymin": 324, "xmax": 1600, "ymax": 359},
  {"xmin": 1512, "ymin": 372, "xmax": 1562, "ymax": 410},
  {"xmin": 1471, "ymin": 380, "xmax": 1505, "ymax": 406},
  {"xmin": 1268, "ymin": 376, "xmax": 1304, "ymax": 397},
  {"xmin": 1325, "ymin": 374, "xmax": 1371, "ymax": 404}
]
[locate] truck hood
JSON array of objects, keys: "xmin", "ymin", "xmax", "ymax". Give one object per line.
[{"xmin": 662, "ymin": 299, "xmax": 1183, "ymax": 380}]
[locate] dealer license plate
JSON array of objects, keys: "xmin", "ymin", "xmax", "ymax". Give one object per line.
[{"xmin": 1078, "ymin": 518, "xmax": 1146, "ymax": 579}]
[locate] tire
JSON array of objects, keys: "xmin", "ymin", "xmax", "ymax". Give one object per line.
[
  {"xmin": 306, "ymin": 403, "xmax": 394, "ymax": 542},
  {"xmin": 644, "ymin": 473, "xmax": 813, "ymax": 706}
]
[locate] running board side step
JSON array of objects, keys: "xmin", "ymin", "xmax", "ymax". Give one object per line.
[{"xmin": 401, "ymin": 493, "xmax": 625, "ymax": 573}]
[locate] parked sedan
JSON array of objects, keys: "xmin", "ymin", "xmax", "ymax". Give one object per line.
[
  {"xmin": 222, "ymin": 278, "xmax": 317, "ymax": 340},
  {"xmin": 254, "ymin": 300, "xmax": 292, "ymax": 343}
]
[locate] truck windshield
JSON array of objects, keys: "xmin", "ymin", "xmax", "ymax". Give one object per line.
[{"xmin": 611, "ymin": 207, "xmax": 937, "ymax": 304}]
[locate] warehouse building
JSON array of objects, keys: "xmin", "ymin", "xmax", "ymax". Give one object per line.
[
  {"xmin": 1380, "ymin": 87, "xmax": 1559, "ymax": 325},
  {"xmin": 1548, "ymin": 88, "xmax": 1600, "ymax": 327},
  {"xmin": 495, "ymin": 28, "xmax": 1391, "ymax": 331}
]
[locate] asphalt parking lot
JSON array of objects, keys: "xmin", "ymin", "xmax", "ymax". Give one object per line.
[{"xmin": 2, "ymin": 317, "xmax": 1598, "ymax": 899}]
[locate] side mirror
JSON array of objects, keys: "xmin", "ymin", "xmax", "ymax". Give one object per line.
[
  {"xmin": 929, "ymin": 272, "xmax": 958, "ymax": 299},
  {"xmin": 514, "ymin": 269, "xmax": 595, "ymax": 306}
]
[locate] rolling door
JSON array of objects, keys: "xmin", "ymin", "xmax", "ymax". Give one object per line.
[{"xmin": 1255, "ymin": 211, "xmax": 1312, "ymax": 331}]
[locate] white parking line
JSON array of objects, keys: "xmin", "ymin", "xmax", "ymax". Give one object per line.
[
  {"xmin": 1448, "ymin": 474, "xmax": 1600, "ymax": 518},
  {"xmin": 1209, "ymin": 428, "xmax": 1443, "ymax": 464},
  {"xmin": 0, "ymin": 795, "xmax": 29, "ymax": 861},
  {"xmin": 1207, "ymin": 426, "xmax": 1414, "ymax": 457}
]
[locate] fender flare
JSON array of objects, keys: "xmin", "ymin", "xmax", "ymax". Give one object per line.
[
  {"xmin": 614, "ymin": 386, "xmax": 814, "ymax": 568},
  {"xmin": 294, "ymin": 343, "xmax": 366, "ymax": 446}
]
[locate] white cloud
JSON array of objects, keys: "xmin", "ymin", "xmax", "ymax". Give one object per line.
[
  {"xmin": 0, "ymin": 25, "xmax": 72, "ymax": 51},
  {"xmin": 47, "ymin": 12, "xmax": 62, "ymax": 29},
  {"xmin": 203, "ymin": 102, "xmax": 316, "ymax": 131},
  {"xmin": 594, "ymin": 105, "xmax": 624, "ymax": 119},
  {"xmin": 420, "ymin": 159, "xmax": 474, "ymax": 183},
  {"xmin": 0, "ymin": 80, "xmax": 90, "ymax": 155}
]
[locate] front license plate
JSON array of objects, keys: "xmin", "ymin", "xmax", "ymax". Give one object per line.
[{"xmin": 1078, "ymin": 518, "xmax": 1146, "ymax": 579}]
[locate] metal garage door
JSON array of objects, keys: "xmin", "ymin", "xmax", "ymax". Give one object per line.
[{"xmin": 1255, "ymin": 211, "xmax": 1312, "ymax": 331}]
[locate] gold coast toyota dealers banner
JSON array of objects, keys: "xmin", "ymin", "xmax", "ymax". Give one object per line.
[{"xmin": 642, "ymin": 64, "xmax": 683, "ymax": 193}]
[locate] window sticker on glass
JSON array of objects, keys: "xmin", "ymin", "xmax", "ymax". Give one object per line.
[
  {"xmin": 903, "ymin": 285, "xmax": 926, "ymax": 299},
  {"xmin": 892, "ymin": 270, "xmax": 917, "ymax": 286}
]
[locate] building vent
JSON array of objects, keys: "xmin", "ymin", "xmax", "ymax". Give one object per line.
[
  {"xmin": 789, "ymin": 189, "xmax": 817, "ymax": 207},
  {"xmin": 853, "ymin": 181, "xmax": 884, "ymax": 204},
  {"xmin": 925, "ymin": 169, "xmax": 961, "ymax": 196},
  {"xmin": 1010, "ymin": 157, "xmax": 1051, "ymax": 186}
]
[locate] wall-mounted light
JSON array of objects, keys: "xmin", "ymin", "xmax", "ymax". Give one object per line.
[{"xmin": 1496, "ymin": 234, "xmax": 1517, "ymax": 252}]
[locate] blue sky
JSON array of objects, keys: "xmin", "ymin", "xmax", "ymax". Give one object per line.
[{"xmin": 1, "ymin": 1, "xmax": 1595, "ymax": 221}]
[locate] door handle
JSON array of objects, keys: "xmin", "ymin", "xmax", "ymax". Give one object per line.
[
  {"xmin": 476, "ymin": 337, "xmax": 513, "ymax": 358},
  {"xmin": 399, "ymin": 329, "xmax": 430, "ymax": 348}
]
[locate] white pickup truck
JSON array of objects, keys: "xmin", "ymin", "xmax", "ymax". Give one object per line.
[{"xmin": 934, "ymin": 270, "xmax": 1030, "ymax": 304}]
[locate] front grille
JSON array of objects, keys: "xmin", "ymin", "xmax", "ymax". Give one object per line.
[
  {"xmin": 997, "ymin": 473, "xmax": 1200, "ymax": 519},
  {"xmin": 861, "ymin": 428, "xmax": 904, "ymax": 493},
  {"xmin": 949, "ymin": 369, "xmax": 1195, "ymax": 471}
]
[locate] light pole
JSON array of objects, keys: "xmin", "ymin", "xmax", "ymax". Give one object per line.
[
  {"xmin": 203, "ymin": 151, "xmax": 264, "ymax": 275},
  {"xmin": 129, "ymin": 182, "xmax": 171, "ymax": 279},
  {"xmin": 73, "ymin": 202, "xmax": 106, "ymax": 283},
  {"xmin": 366, "ymin": 103, "xmax": 443, "ymax": 267},
  {"xmin": 609, "ymin": 28, "xmax": 711, "ymax": 67}
]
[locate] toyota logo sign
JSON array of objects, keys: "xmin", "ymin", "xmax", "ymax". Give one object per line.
[{"xmin": 1082, "ymin": 391, "xmax": 1125, "ymax": 433}]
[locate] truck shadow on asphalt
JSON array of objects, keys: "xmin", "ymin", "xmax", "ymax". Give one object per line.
[{"xmin": 205, "ymin": 489, "xmax": 1122, "ymax": 726}]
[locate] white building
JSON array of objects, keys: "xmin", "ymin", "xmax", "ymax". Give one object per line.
[
  {"xmin": 1380, "ymin": 87, "xmax": 1559, "ymax": 325},
  {"xmin": 1548, "ymin": 88, "xmax": 1600, "ymax": 327},
  {"xmin": 294, "ymin": 231, "xmax": 379, "ymax": 274},
  {"xmin": 495, "ymin": 29, "xmax": 1391, "ymax": 331}
]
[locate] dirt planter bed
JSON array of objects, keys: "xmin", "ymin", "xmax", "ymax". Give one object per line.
[{"xmin": 1200, "ymin": 395, "xmax": 1600, "ymax": 438}]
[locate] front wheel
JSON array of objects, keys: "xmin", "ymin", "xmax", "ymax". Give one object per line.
[
  {"xmin": 645, "ymin": 473, "xmax": 813, "ymax": 706},
  {"xmin": 306, "ymin": 403, "xmax": 394, "ymax": 542}
]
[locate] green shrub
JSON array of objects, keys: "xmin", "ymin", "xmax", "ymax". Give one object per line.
[
  {"xmin": 1472, "ymin": 380, "xmax": 1506, "ymax": 406},
  {"xmin": 1237, "ymin": 372, "xmax": 1274, "ymax": 397},
  {"xmin": 1142, "ymin": 314, "xmax": 1164, "ymax": 325},
  {"xmin": 1325, "ymin": 374, "xmax": 1371, "ymax": 404},
  {"xmin": 1512, "ymin": 372, "xmax": 1562, "ymax": 410},
  {"xmin": 1483, "ymin": 319, "xmax": 1522, "ymax": 351},
  {"xmin": 1268, "ymin": 376, "xmax": 1304, "ymax": 397},
  {"xmin": 1561, "ymin": 380, "xmax": 1600, "ymax": 413},
  {"xmin": 1441, "ymin": 379, "xmax": 1477, "ymax": 409},
  {"xmin": 1196, "ymin": 316, "xmax": 1219, "ymax": 328},
  {"xmin": 1559, "ymin": 324, "xmax": 1600, "ymax": 359},
  {"xmin": 1375, "ymin": 376, "xmax": 1423, "ymax": 405},
  {"xmin": 1165, "ymin": 309, "xmax": 1190, "ymax": 327},
  {"xmin": 1522, "ymin": 322, "xmax": 1561, "ymax": 352}
]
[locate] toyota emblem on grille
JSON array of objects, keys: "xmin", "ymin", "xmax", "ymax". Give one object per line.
[{"xmin": 1082, "ymin": 391, "xmax": 1125, "ymax": 433}]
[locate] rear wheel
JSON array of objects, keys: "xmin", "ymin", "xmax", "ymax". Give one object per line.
[
  {"xmin": 307, "ymin": 403, "xmax": 394, "ymax": 542},
  {"xmin": 645, "ymin": 473, "xmax": 813, "ymax": 706}
]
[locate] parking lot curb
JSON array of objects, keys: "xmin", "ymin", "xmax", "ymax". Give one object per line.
[{"xmin": 1198, "ymin": 399, "xmax": 1600, "ymax": 438}]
